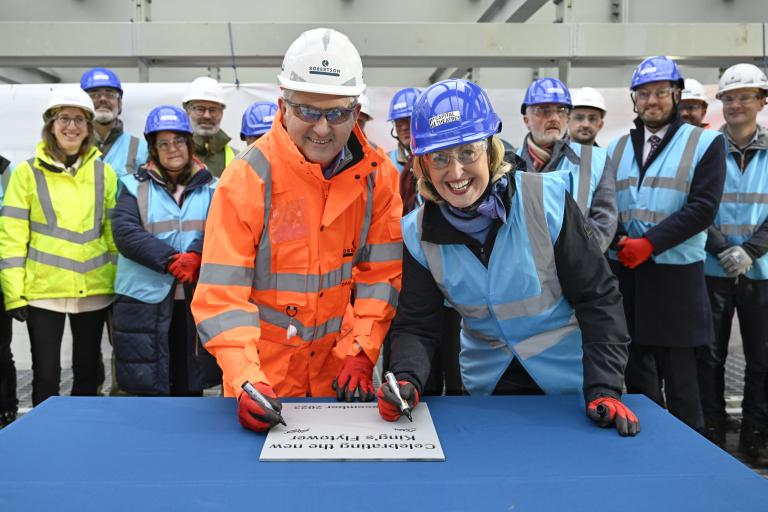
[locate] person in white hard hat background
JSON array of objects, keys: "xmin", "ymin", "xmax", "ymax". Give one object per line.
[
  {"xmin": 568, "ymin": 87, "xmax": 607, "ymax": 146},
  {"xmin": 191, "ymin": 28, "xmax": 403, "ymax": 433},
  {"xmin": 80, "ymin": 67, "xmax": 149, "ymax": 178},
  {"xmin": 680, "ymin": 78, "xmax": 711, "ymax": 128},
  {"xmin": 357, "ymin": 93, "xmax": 373, "ymax": 134},
  {"xmin": 698, "ymin": 63, "xmax": 768, "ymax": 459},
  {"xmin": 0, "ymin": 86, "xmax": 118, "ymax": 406},
  {"xmin": 182, "ymin": 77, "xmax": 237, "ymax": 177}
]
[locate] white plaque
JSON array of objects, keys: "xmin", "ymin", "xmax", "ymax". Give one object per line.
[{"xmin": 260, "ymin": 402, "xmax": 445, "ymax": 461}]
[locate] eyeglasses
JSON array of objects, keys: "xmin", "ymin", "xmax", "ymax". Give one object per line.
[
  {"xmin": 87, "ymin": 90, "xmax": 120, "ymax": 100},
  {"xmin": 188, "ymin": 105, "xmax": 224, "ymax": 116},
  {"xmin": 284, "ymin": 99, "xmax": 357, "ymax": 125},
  {"xmin": 424, "ymin": 140, "xmax": 489, "ymax": 170},
  {"xmin": 633, "ymin": 87, "xmax": 675, "ymax": 101},
  {"xmin": 679, "ymin": 103, "xmax": 704, "ymax": 112},
  {"xmin": 55, "ymin": 115, "xmax": 88, "ymax": 127},
  {"xmin": 155, "ymin": 136, "xmax": 188, "ymax": 152},
  {"xmin": 720, "ymin": 93, "xmax": 762, "ymax": 106},
  {"xmin": 570, "ymin": 112, "xmax": 602, "ymax": 124},
  {"xmin": 528, "ymin": 105, "xmax": 569, "ymax": 119}
]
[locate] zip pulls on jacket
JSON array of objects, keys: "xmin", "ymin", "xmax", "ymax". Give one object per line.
[{"xmin": 286, "ymin": 305, "xmax": 299, "ymax": 340}]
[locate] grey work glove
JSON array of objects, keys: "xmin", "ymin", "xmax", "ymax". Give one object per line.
[{"xmin": 718, "ymin": 246, "xmax": 753, "ymax": 277}]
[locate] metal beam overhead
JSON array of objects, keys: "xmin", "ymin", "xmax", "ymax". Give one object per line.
[
  {"xmin": 429, "ymin": 0, "xmax": 549, "ymax": 83},
  {"xmin": 0, "ymin": 67, "xmax": 59, "ymax": 84},
  {"xmin": 0, "ymin": 22, "xmax": 764, "ymax": 70}
]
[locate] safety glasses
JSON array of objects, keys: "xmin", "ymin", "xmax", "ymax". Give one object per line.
[
  {"xmin": 284, "ymin": 99, "xmax": 357, "ymax": 125},
  {"xmin": 424, "ymin": 140, "xmax": 489, "ymax": 170}
]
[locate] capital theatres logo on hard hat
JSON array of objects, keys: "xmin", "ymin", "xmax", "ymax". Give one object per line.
[
  {"xmin": 429, "ymin": 111, "xmax": 462, "ymax": 129},
  {"xmin": 309, "ymin": 59, "xmax": 341, "ymax": 77}
]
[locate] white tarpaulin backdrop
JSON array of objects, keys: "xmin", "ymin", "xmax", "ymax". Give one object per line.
[{"xmin": 4, "ymin": 82, "xmax": 767, "ymax": 167}]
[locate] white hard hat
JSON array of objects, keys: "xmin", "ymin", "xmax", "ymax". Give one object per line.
[
  {"xmin": 277, "ymin": 27, "xmax": 366, "ymax": 96},
  {"xmin": 43, "ymin": 85, "xmax": 95, "ymax": 121},
  {"xmin": 570, "ymin": 87, "xmax": 607, "ymax": 113},
  {"xmin": 358, "ymin": 93, "xmax": 373, "ymax": 119},
  {"xmin": 717, "ymin": 63, "xmax": 768, "ymax": 98},
  {"xmin": 681, "ymin": 79, "xmax": 708, "ymax": 103},
  {"xmin": 182, "ymin": 77, "xmax": 227, "ymax": 107}
]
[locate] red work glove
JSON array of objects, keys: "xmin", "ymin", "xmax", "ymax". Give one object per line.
[
  {"xmin": 237, "ymin": 382, "xmax": 283, "ymax": 433},
  {"xmin": 332, "ymin": 352, "xmax": 375, "ymax": 402},
  {"xmin": 167, "ymin": 252, "xmax": 202, "ymax": 284},
  {"xmin": 617, "ymin": 237, "xmax": 654, "ymax": 269},
  {"xmin": 377, "ymin": 380, "xmax": 419, "ymax": 422},
  {"xmin": 587, "ymin": 397, "xmax": 640, "ymax": 436}
]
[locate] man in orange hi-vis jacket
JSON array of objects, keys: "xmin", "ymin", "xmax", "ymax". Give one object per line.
[{"xmin": 191, "ymin": 27, "xmax": 403, "ymax": 433}]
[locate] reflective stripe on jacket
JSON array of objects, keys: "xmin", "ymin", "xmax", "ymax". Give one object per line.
[
  {"xmin": 402, "ymin": 171, "xmax": 582, "ymax": 396},
  {"xmin": 114, "ymin": 170, "xmax": 217, "ymax": 303},
  {"xmin": 0, "ymin": 142, "xmax": 118, "ymax": 310},
  {"xmin": 102, "ymin": 132, "xmax": 148, "ymax": 179},
  {"xmin": 705, "ymin": 128, "xmax": 768, "ymax": 279},
  {"xmin": 609, "ymin": 124, "xmax": 721, "ymax": 264},
  {"xmin": 516, "ymin": 141, "xmax": 605, "ymax": 215},
  {"xmin": 191, "ymin": 110, "xmax": 403, "ymax": 397}
]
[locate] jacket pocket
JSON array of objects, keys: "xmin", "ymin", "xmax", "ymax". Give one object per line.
[{"xmin": 273, "ymin": 239, "xmax": 309, "ymax": 307}]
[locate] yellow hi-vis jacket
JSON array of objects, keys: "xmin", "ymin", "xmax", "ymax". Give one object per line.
[{"xmin": 0, "ymin": 142, "xmax": 118, "ymax": 310}]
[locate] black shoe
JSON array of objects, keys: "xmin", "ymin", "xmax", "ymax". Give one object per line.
[
  {"xmin": 739, "ymin": 420, "xmax": 768, "ymax": 462},
  {"xmin": 703, "ymin": 417, "xmax": 726, "ymax": 448},
  {"xmin": 725, "ymin": 413, "xmax": 741, "ymax": 433},
  {"xmin": 0, "ymin": 409, "xmax": 16, "ymax": 427}
]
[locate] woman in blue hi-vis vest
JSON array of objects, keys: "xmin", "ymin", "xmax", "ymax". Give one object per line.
[
  {"xmin": 111, "ymin": 105, "xmax": 221, "ymax": 396},
  {"xmin": 377, "ymin": 79, "xmax": 640, "ymax": 436}
]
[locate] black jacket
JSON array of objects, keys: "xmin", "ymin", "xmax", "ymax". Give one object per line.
[{"xmin": 388, "ymin": 170, "xmax": 630, "ymax": 403}]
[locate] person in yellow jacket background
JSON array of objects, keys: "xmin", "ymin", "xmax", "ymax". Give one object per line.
[
  {"xmin": 191, "ymin": 27, "xmax": 403, "ymax": 433},
  {"xmin": 0, "ymin": 86, "xmax": 118, "ymax": 406}
]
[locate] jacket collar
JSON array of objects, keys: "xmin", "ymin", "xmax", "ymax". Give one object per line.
[
  {"xmin": 193, "ymin": 129, "xmax": 232, "ymax": 156},
  {"xmin": 520, "ymin": 133, "xmax": 579, "ymax": 173},
  {"xmin": 629, "ymin": 113, "xmax": 685, "ymax": 170},
  {"xmin": 33, "ymin": 141, "xmax": 101, "ymax": 174},
  {"xmin": 719, "ymin": 123, "xmax": 768, "ymax": 153},
  {"xmin": 94, "ymin": 118, "xmax": 125, "ymax": 148}
]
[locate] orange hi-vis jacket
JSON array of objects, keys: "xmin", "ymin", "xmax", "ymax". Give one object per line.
[{"xmin": 191, "ymin": 110, "xmax": 403, "ymax": 398}]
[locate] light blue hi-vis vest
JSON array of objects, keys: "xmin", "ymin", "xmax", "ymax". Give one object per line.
[
  {"xmin": 402, "ymin": 172, "xmax": 583, "ymax": 396},
  {"xmin": 705, "ymin": 143, "xmax": 768, "ymax": 279},
  {"xmin": 516, "ymin": 142, "xmax": 606, "ymax": 216},
  {"xmin": 608, "ymin": 124, "xmax": 721, "ymax": 265},
  {"xmin": 388, "ymin": 149, "xmax": 404, "ymax": 174},
  {"xmin": 114, "ymin": 173, "xmax": 217, "ymax": 303},
  {"xmin": 102, "ymin": 133, "xmax": 149, "ymax": 179}
]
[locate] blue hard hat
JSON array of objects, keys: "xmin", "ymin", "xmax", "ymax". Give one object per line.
[
  {"xmin": 144, "ymin": 105, "xmax": 192, "ymax": 138},
  {"xmin": 240, "ymin": 102, "xmax": 278, "ymax": 140},
  {"xmin": 388, "ymin": 87, "xmax": 422, "ymax": 122},
  {"xmin": 520, "ymin": 78, "xmax": 571, "ymax": 115},
  {"xmin": 410, "ymin": 79, "xmax": 501, "ymax": 156},
  {"xmin": 80, "ymin": 67, "xmax": 123, "ymax": 94},
  {"xmin": 630, "ymin": 56, "xmax": 684, "ymax": 90}
]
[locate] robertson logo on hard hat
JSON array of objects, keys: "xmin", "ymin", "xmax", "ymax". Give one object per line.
[
  {"xmin": 429, "ymin": 111, "xmax": 461, "ymax": 129},
  {"xmin": 309, "ymin": 59, "xmax": 341, "ymax": 77}
]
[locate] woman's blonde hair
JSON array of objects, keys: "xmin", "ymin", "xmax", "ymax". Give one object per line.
[
  {"xmin": 414, "ymin": 136, "xmax": 511, "ymax": 204},
  {"xmin": 41, "ymin": 107, "xmax": 95, "ymax": 164}
]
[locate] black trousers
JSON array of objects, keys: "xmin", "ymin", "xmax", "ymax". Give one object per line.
[
  {"xmin": 27, "ymin": 306, "xmax": 107, "ymax": 406},
  {"xmin": 168, "ymin": 300, "xmax": 202, "ymax": 397},
  {"xmin": 698, "ymin": 276, "xmax": 768, "ymax": 427},
  {"xmin": 625, "ymin": 343, "xmax": 704, "ymax": 432},
  {"xmin": 0, "ymin": 295, "xmax": 16, "ymax": 414}
]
